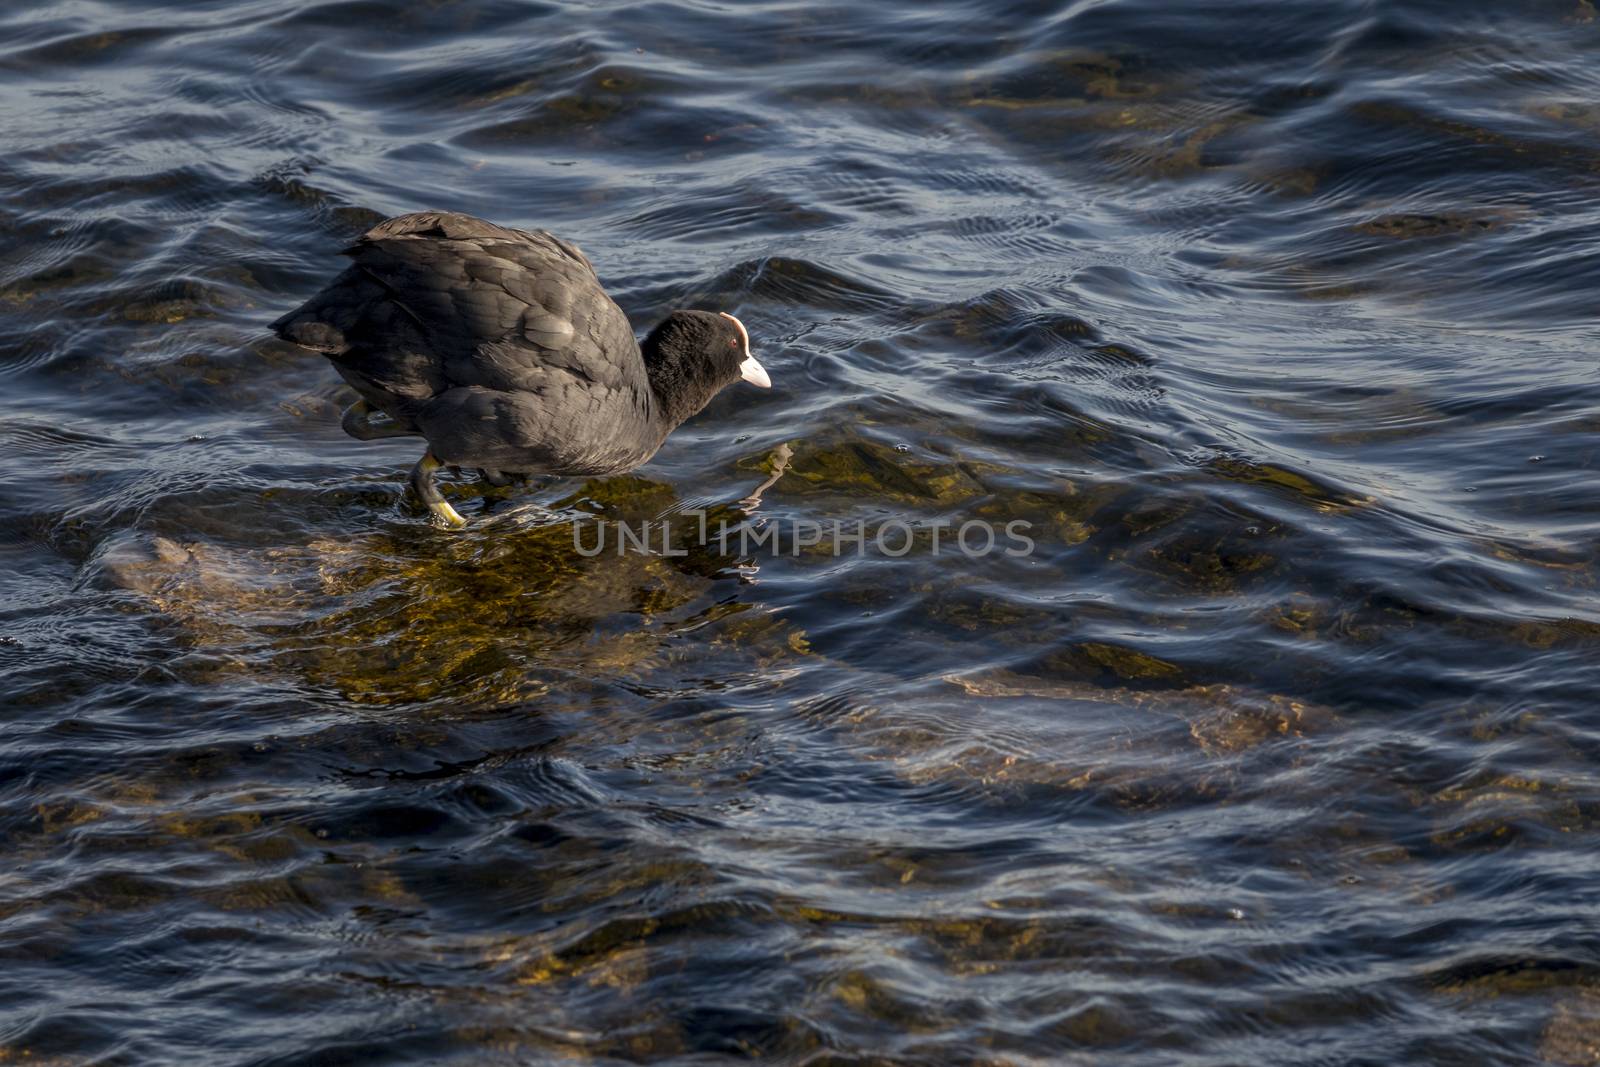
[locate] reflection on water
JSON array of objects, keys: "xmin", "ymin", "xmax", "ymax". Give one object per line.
[{"xmin": 2, "ymin": 0, "xmax": 1600, "ymax": 1062}]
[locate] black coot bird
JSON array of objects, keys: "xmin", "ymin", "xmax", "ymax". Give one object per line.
[{"xmin": 271, "ymin": 211, "xmax": 771, "ymax": 527}]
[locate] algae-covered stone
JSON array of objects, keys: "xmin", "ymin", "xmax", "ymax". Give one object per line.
[
  {"xmin": 1427, "ymin": 773, "xmax": 1592, "ymax": 848},
  {"xmin": 786, "ymin": 439, "xmax": 984, "ymax": 505},
  {"xmin": 1542, "ymin": 990, "xmax": 1600, "ymax": 1066},
  {"xmin": 90, "ymin": 479, "xmax": 820, "ymax": 707}
]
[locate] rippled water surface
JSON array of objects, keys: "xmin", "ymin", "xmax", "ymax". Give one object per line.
[{"xmin": 4, "ymin": 1, "xmax": 1600, "ymax": 1062}]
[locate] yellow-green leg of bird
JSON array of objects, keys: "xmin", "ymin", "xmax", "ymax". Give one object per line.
[{"xmin": 409, "ymin": 451, "xmax": 467, "ymax": 528}]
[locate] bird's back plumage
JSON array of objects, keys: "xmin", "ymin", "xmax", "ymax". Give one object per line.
[{"xmin": 272, "ymin": 211, "xmax": 660, "ymax": 474}]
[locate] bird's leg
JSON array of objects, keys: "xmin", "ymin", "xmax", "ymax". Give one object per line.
[
  {"xmin": 410, "ymin": 451, "xmax": 467, "ymax": 528},
  {"xmin": 341, "ymin": 399, "xmax": 414, "ymax": 441}
]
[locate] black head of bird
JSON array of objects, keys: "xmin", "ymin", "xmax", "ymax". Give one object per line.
[{"xmin": 642, "ymin": 310, "xmax": 771, "ymax": 427}]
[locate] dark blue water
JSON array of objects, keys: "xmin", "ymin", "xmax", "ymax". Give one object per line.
[{"xmin": 3, "ymin": 1, "xmax": 1600, "ymax": 1063}]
